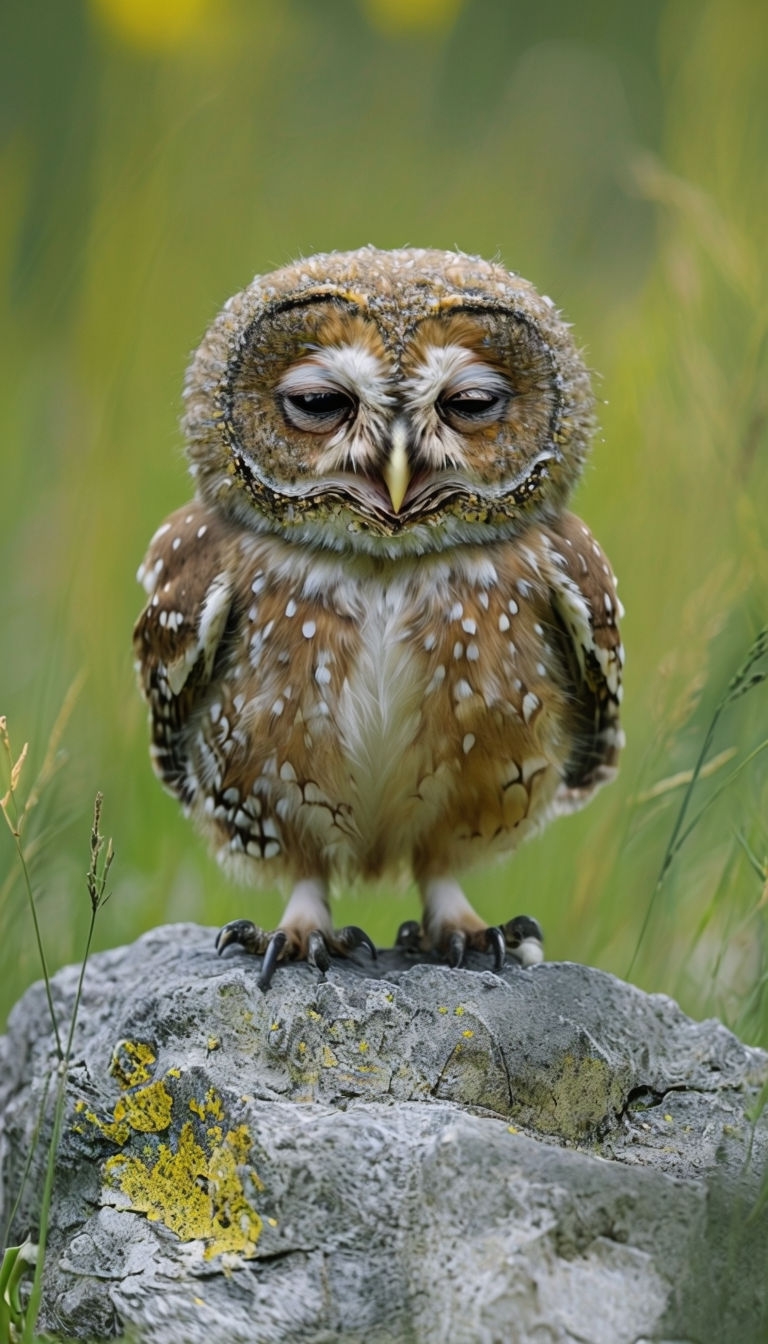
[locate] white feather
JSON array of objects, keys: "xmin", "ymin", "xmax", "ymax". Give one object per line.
[
  {"xmin": 335, "ymin": 582, "xmax": 426, "ymax": 849},
  {"xmin": 166, "ymin": 571, "xmax": 232, "ymax": 696}
]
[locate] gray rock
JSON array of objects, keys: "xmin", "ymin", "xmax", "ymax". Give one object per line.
[{"xmin": 1, "ymin": 922, "xmax": 767, "ymax": 1343}]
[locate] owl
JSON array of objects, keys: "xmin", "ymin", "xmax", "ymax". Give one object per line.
[{"xmin": 134, "ymin": 247, "xmax": 624, "ymax": 989}]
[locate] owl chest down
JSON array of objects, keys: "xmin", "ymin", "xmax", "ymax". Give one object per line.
[
  {"xmin": 173, "ymin": 535, "xmax": 576, "ymax": 886},
  {"xmin": 332, "ymin": 580, "xmax": 570, "ymax": 882}
]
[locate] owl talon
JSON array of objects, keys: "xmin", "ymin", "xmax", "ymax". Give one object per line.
[
  {"xmin": 486, "ymin": 925, "xmax": 506, "ymax": 974},
  {"xmin": 445, "ymin": 925, "xmax": 506, "ymax": 972},
  {"xmin": 216, "ymin": 916, "xmax": 376, "ymax": 991},
  {"xmin": 395, "ymin": 920, "xmax": 423, "ymax": 953},
  {"xmin": 447, "ymin": 930, "xmax": 467, "ymax": 969},
  {"xmin": 258, "ymin": 930, "xmax": 289, "ymax": 991},
  {"xmin": 307, "ymin": 929, "xmax": 332, "ymax": 975},
  {"xmin": 334, "ymin": 925, "xmax": 378, "ymax": 959},
  {"xmin": 215, "ymin": 921, "xmax": 289, "ymax": 990},
  {"xmin": 502, "ymin": 915, "xmax": 544, "ymax": 966},
  {"xmin": 215, "ymin": 919, "xmax": 267, "ymax": 957},
  {"xmin": 396, "ymin": 919, "xmax": 511, "ymax": 973}
]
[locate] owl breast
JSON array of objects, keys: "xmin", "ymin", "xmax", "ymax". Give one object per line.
[
  {"xmin": 135, "ymin": 500, "xmax": 616, "ymax": 891},
  {"xmin": 324, "ymin": 566, "xmax": 569, "ymax": 881}
]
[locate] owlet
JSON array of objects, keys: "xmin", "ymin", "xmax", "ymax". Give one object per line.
[{"xmin": 134, "ymin": 247, "xmax": 624, "ymax": 988}]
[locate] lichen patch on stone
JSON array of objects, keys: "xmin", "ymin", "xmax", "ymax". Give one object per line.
[
  {"xmin": 105, "ymin": 1119, "xmax": 263, "ymax": 1260},
  {"xmin": 189, "ymin": 1087, "xmax": 224, "ymax": 1121},
  {"xmin": 109, "ymin": 1039, "xmax": 157, "ymax": 1089},
  {"xmin": 75, "ymin": 1078, "xmax": 174, "ymax": 1145},
  {"xmin": 521, "ymin": 1051, "xmax": 623, "ymax": 1141}
]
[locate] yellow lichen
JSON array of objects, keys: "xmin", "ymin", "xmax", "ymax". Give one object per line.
[
  {"xmin": 322, "ymin": 1045, "xmax": 339, "ymax": 1068},
  {"xmin": 454, "ymin": 1006, "xmax": 465, "ymax": 1017},
  {"xmin": 106, "ymin": 1120, "xmax": 262, "ymax": 1259},
  {"xmin": 109, "ymin": 1040, "xmax": 157, "ymax": 1089},
  {"xmin": 518, "ymin": 1052, "xmax": 622, "ymax": 1141},
  {"xmin": 115, "ymin": 1080, "xmax": 174, "ymax": 1134},
  {"xmin": 462, "ymin": 1029, "xmax": 474, "ymax": 1039},
  {"xmin": 79, "ymin": 1079, "xmax": 175, "ymax": 1145},
  {"xmin": 189, "ymin": 1088, "xmax": 225, "ymax": 1121}
]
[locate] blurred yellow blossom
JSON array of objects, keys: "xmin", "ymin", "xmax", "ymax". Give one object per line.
[
  {"xmin": 89, "ymin": 0, "xmax": 213, "ymax": 52},
  {"xmin": 361, "ymin": 0, "xmax": 465, "ymax": 35}
]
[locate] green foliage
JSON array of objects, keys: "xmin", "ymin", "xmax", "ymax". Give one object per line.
[
  {"xmin": 0, "ymin": 775, "xmax": 113, "ymax": 1341},
  {"xmin": 1, "ymin": 1241, "xmax": 38, "ymax": 1342},
  {"xmin": 1, "ymin": 0, "xmax": 767, "ymax": 1045}
]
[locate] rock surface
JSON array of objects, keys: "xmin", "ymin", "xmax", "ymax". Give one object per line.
[{"xmin": 1, "ymin": 922, "xmax": 767, "ymax": 1343}]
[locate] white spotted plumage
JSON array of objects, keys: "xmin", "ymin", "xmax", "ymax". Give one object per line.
[{"xmin": 134, "ymin": 247, "xmax": 623, "ymax": 977}]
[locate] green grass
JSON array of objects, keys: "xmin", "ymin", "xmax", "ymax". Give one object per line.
[
  {"xmin": 1, "ymin": 0, "xmax": 767, "ymax": 1052},
  {"xmin": 1, "ymin": 733, "xmax": 114, "ymax": 1342},
  {"xmin": 2, "ymin": 7, "xmax": 768, "ymax": 1306}
]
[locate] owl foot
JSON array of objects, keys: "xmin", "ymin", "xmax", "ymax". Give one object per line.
[
  {"xmin": 215, "ymin": 919, "xmax": 377, "ymax": 991},
  {"xmin": 398, "ymin": 873, "xmax": 545, "ymax": 973},
  {"xmin": 395, "ymin": 919, "xmax": 506, "ymax": 971},
  {"xmin": 396, "ymin": 916, "xmax": 543, "ymax": 969}
]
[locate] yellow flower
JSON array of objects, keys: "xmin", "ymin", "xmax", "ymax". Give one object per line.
[
  {"xmin": 89, "ymin": 0, "xmax": 211, "ymax": 52},
  {"xmin": 361, "ymin": 0, "xmax": 465, "ymax": 36}
]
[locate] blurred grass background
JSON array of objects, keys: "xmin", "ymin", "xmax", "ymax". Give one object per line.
[{"xmin": 1, "ymin": 0, "xmax": 766, "ymax": 1041}]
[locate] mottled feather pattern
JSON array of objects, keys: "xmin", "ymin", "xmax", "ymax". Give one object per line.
[
  {"xmin": 134, "ymin": 247, "xmax": 623, "ymax": 968},
  {"xmin": 135, "ymin": 504, "xmax": 621, "ymax": 884}
]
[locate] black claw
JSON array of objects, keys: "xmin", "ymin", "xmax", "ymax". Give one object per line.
[
  {"xmin": 486, "ymin": 925, "xmax": 506, "ymax": 974},
  {"xmin": 337, "ymin": 925, "xmax": 378, "ymax": 960},
  {"xmin": 395, "ymin": 920, "xmax": 423, "ymax": 953},
  {"xmin": 307, "ymin": 929, "xmax": 331, "ymax": 975},
  {"xmin": 447, "ymin": 929, "xmax": 466, "ymax": 969},
  {"xmin": 257, "ymin": 930, "xmax": 288, "ymax": 992},
  {"xmin": 502, "ymin": 915, "xmax": 544, "ymax": 948},
  {"xmin": 216, "ymin": 919, "xmax": 263, "ymax": 956},
  {"xmin": 502, "ymin": 914, "xmax": 544, "ymax": 967}
]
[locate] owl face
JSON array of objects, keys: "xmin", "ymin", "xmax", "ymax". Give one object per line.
[{"xmin": 183, "ymin": 248, "xmax": 594, "ymax": 557}]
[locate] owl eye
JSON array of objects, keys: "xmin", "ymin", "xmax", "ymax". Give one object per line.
[
  {"xmin": 281, "ymin": 389, "xmax": 356, "ymax": 434},
  {"xmin": 437, "ymin": 387, "xmax": 508, "ymax": 429}
]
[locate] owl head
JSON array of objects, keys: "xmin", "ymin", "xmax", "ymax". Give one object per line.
[{"xmin": 183, "ymin": 247, "xmax": 594, "ymax": 557}]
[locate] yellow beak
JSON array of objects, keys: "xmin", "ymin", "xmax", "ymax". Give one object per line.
[{"xmin": 382, "ymin": 423, "xmax": 412, "ymax": 514}]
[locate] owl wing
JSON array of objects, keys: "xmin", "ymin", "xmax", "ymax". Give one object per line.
[
  {"xmin": 539, "ymin": 512, "xmax": 625, "ymax": 812},
  {"xmin": 133, "ymin": 503, "xmax": 234, "ymax": 796}
]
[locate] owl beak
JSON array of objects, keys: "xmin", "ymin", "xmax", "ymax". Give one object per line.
[{"xmin": 382, "ymin": 422, "xmax": 412, "ymax": 514}]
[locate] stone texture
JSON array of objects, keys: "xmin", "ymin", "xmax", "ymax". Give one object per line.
[{"xmin": 1, "ymin": 923, "xmax": 767, "ymax": 1343}]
